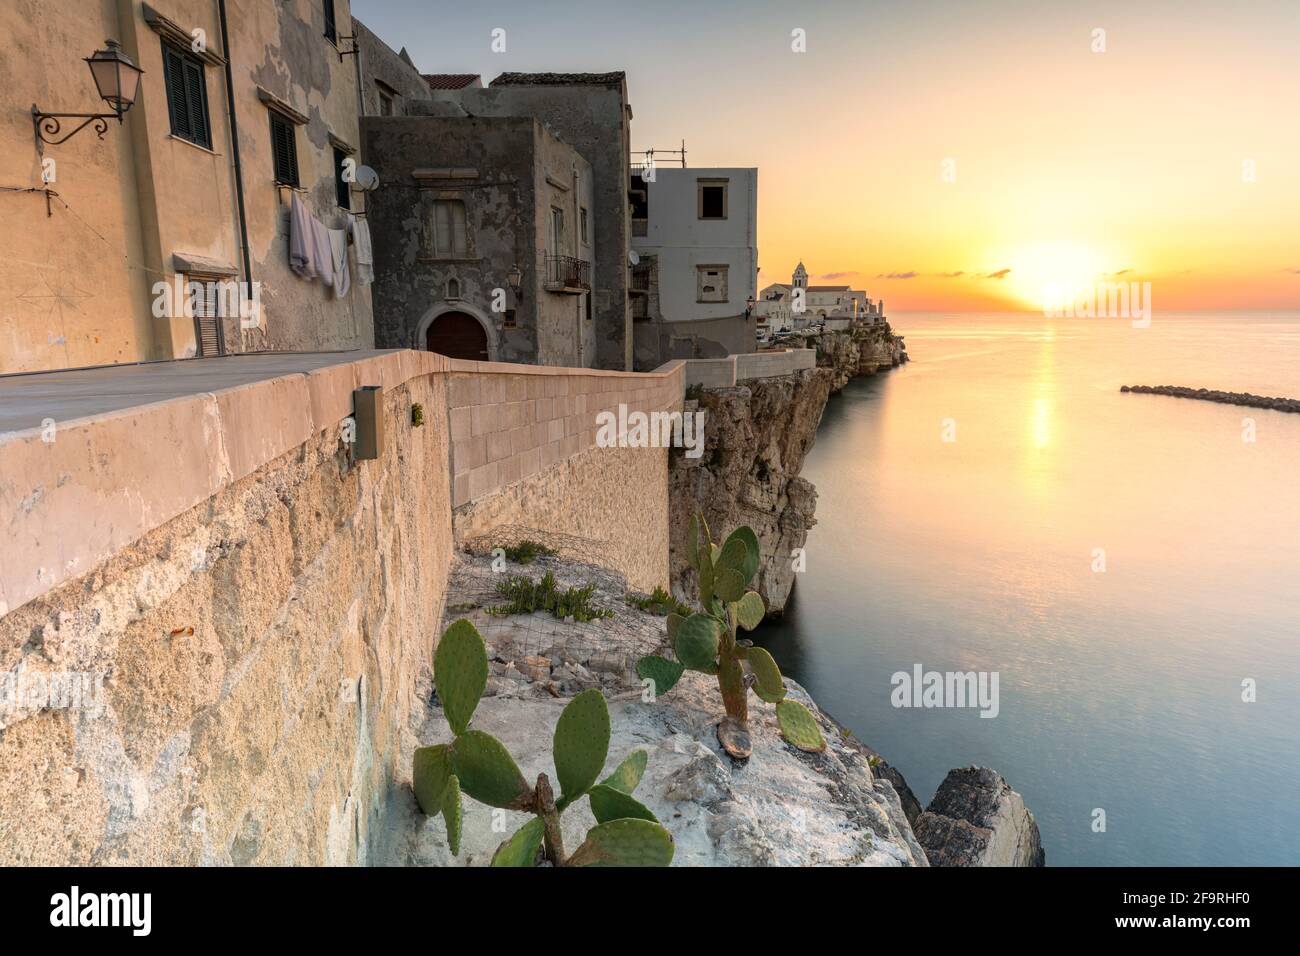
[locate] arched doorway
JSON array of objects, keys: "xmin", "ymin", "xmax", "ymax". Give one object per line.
[{"xmin": 425, "ymin": 310, "xmax": 489, "ymax": 360}]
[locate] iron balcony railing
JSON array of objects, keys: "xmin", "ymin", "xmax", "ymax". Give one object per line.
[{"xmin": 544, "ymin": 255, "xmax": 591, "ymax": 292}]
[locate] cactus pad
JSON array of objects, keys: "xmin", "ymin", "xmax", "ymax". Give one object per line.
[
  {"xmin": 734, "ymin": 591, "xmax": 765, "ymax": 631},
  {"xmin": 599, "ymin": 748, "xmax": 648, "ymax": 793},
  {"xmin": 674, "ymin": 613, "xmax": 721, "ymax": 671},
  {"xmin": 587, "ymin": 784, "xmax": 659, "ymax": 825},
  {"xmin": 776, "ymin": 699, "xmax": 826, "ymax": 752},
  {"xmin": 434, "ymin": 619, "xmax": 488, "ymax": 735},
  {"xmin": 452, "ymin": 730, "xmax": 533, "ymax": 808},
  {"xmin": 716, "ymin": 536, "xmax": 749, "ymax": 577},
  {"xmin": 635, "ymin": 655, "xmax": 685, "ymax": 697},
  {"xmin": 490, "ymin": 817, "xmax": 544, "ymax": 867},
  {"xmin": 714, "ymin": 567, "xmax": 745, "ymax": 603},
  {"xmin": 441, "ymin": 773, "xmax": 463, "ymax": 855},
  {"xmin": 746, "ymin": 646, "xmax": 786, "ymax": 703},
  {"xmin": 721, "ymin": 526, "xmax": 761, "ymax": 584},
  {"xmin": 567, "ymin": 818, "xmax": 675, "ymax": 867},
  {"xmin": 411, "ymin": 744, "xmax": 453, "ymax": 816},
  {"xmin": 553, "ymin": 689, "xmax": 611, "ymax": 807}
]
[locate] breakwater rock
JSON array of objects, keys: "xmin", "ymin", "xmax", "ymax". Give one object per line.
[
  {"xmin": 913, "ymin": 767, "xmax": 1046, "ymax": 867},
  {"xmin": 1122, "ymin": 384, "xmax": 1300, "ymax": 413}
]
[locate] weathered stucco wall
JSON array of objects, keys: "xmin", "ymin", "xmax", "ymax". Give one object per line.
[
  {"xmin": 420, "ymin": 74, "xmax": 633, "ymax": 369},
  {"xmin": 0, "ymin": 0, "xmax": 372, "ymax": 374},
  {"xmin": 363, "ymin": 115, "xmax": 594, "ymax": 367},
  {"xmin": 0, "ymin": 349, "xmax": 685, "ymax": 863}
]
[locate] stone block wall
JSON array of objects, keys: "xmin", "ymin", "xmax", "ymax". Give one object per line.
[{"xmin": 446, "ymin": 359, "xmax": 684, "ymax": 592}]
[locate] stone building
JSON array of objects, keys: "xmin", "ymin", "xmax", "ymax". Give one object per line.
[
  {"xmin": 351, "ymin": 19, "xmax": 434, "ymax": 118},
  {"xmin": 629, "ymin": 166, "xmax": 759, "ymax": 367},
  {"xmin": 362, "ymin": 114, "xmax": 597, "ymax": 366},
  {"xmin": 0, "ymin": 0, "xmax": 374, "ymax": 374},
  {"xmin": 415, "ymin": 73, "xmax": 635, "ymax": 370},
  {"xmin": 756, "ymin": 262, "xmax": 883, "ymax": 333}
]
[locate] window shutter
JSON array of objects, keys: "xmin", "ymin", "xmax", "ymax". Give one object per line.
[
  {"xmin": 324, "ymin": 1, "xmax": 337, "ymax": 42},
  {"xmin": 183, "ymin": 59, "xmax": 208, "ymax": 148},
  {"xmin": 452, "ymin": 202, "xmax": 467, "ymax": 257},
  {"xmin": 271, "ymin": 114, "xmax": 298, "ymax": 187},
  {"xmin": 190, "ymin": 277, "xmax": 223, "ymax": 357},
  {"xmin": 164, "ymin": 48, "xmax": 191, "ymax": 140}
]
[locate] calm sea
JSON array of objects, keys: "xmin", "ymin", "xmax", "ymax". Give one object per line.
[{"xmin": 758, "ymin": 312, "xmax": 1300, "ymax": 866}]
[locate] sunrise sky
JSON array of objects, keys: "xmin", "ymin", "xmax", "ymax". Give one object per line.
[{"xmin": 354, "ymin": 0, "xmax": 1300, "ymax": 311}]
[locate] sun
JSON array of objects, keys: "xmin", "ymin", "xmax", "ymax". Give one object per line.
[{"xmin": 1004, "ymin": 240, "xmax": 1108, "ymax": 312}]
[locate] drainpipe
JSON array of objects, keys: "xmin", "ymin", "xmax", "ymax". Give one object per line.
[{"xmin": 217, "ymin": 0, "xmax": 253, "ymax": 347}]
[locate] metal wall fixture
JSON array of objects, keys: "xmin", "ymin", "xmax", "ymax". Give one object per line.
[
  {"xmin": 352, "ymin": 386, "xmax": 385, "ymax": 461},
  {"xmin": 32, "ymin": 39, "xmax": 144, "ymax": 146}
]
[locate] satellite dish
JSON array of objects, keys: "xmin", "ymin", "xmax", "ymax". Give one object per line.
[
  {"xmin": 628, "ymin": 250, "xmax": 640, "ymax": 266},
  {"xmin": 352, "ymin": 165, "xmax": 380, "ymax": 192}
]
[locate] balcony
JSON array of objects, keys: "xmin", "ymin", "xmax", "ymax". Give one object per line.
[{"xmin": 544, "ymin": 255, "xmax": 591, "ymax": 294}]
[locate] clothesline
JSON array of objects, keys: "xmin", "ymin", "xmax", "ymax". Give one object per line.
[{"xmin": 287, "ymin": 191, "xmax": 373, "ymax": 295}]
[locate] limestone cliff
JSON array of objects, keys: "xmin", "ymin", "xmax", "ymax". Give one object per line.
[{"xmin": 668, "ymin": 368, "xmax": 832, "ymax": 615}]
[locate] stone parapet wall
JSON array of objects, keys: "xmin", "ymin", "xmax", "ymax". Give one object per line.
[
  {"xmin": 0, "ymin": 349, "xmax": 685, "ymax": 864},
  {"xmin": 676, "ymin": 349, "xmax": 815, "ymax": 389},
  {"xmin": 0, "ymin": 373, "xmax": 451, "ymax": 864}
]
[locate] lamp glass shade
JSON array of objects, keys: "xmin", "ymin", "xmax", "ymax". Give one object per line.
[
  {"xmin": 86, "ymin": 40, "xmax": 143, "ymax": 113},
  {"xmin": 507, "ymin": 265, "xmax": 523, "ymax": 288}
]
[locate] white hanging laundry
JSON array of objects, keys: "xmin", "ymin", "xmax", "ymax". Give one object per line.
[
  {"xmin": 289, "ymin": 192, "xmax": 316, "ymax": 279},
  {"xmin": 350, "ymin": 213, "xmax": 374, "ymax": 286},
  {"xmin": 329, "ymin": 228, "xmax": 350, "ymax": 298},
  {"xmin": 311, "ymin": 215, "xmax": 334, "ymax": 288}
]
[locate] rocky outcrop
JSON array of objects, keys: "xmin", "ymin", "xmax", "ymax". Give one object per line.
[
  {"xmin": 913, "ymin": 767, "xmax": 1045, "ymax": 867},
  {"xmin": 379, "ymin": 552, "xmax": 927, "ymax": 867},
  {"xmin": 1121, "ymin": 384, "xmax": 1300, "ymax": 413},
  {"xmin": 668, "ymin": 368, "xmax": 832, "ymax": 615},
  {"xmin": 783, "ymin": 325, "xmax": 909, "ymax": 393}
]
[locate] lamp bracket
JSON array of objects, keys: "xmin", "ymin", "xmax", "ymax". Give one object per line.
[{"xmin": 32, "ymin": 105, "xmax": 122, "ymax": 147}]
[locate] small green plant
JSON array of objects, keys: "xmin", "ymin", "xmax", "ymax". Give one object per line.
[
  {"xmin": 501, "ymin": 539, "xmax": 556, "ymax": 564},
  {"xmin": 413, "ymin": 620, "xmax": 674, "ymax": 866},
  {"xmin": 636, "ymin": 515, "xmax": 826, "ymax": 760},
  {"xmin": 626, "ymin": 586, "xmax": 692, "ymax": 618},
  {"xmin": 488, "ymin": 571, "xmax": 613, "ymax": 622},
  {"xmin": 411, "ymin": 402, "xmax": 426, "ymax": 427},
  {"xmin": 685, "ymin": 383, "xmax": 705, "ymax": 401}
]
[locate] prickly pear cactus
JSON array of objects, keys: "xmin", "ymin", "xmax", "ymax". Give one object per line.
[
  {"xmin": 567, "ymin": 818, "xmax": 676, "ymax": 867},
  {"xmin": 552, "ymin": 689, "xmax": 611, "ymax": 808},
  {"xmin": 637, "ymin": 516, "xmax": 831, "ymax": 761},
  {"xmin": 414, "ymin": 619, "xmax": 674, "ymax": 866},
  {"xmin": 776, "ymin": 699, "xmax": 826, "ymax": 752}
]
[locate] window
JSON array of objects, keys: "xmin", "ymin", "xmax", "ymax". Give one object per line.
[
  {"xmin": 697, "ymin": 179, "xmax": 728, "ymax": 220},
  {"xmin": 270, "ymin": 112, "xmax": 299, "ymax": 187},
  {"xmin": 580, "ymin": 207, "xmax": 589, "ymax": 245},
  {"xmin": 162, "ymin": 41, "xmax": 211, "ymax": 149},
  {"xmin": 429, "ymin": 200, "xmax": 468, "ymax": 258},
  {"xmin": 323, "ymin": 1, "xmax": 337, "ymax": 42},
  {"xmin": 549, "ymin": 207, "xmax": 565, "ymax": 252},
  {"xmin": 378, "ymin": 90, "xmax": 394, "ymax": 116},
  {"xmin": 697, "ymin": 265, "xmax": 729, "ymax": 303},
  {"xmin": 333, "ymin": 146, "xmax": 351, "ymax": 209},
  {"xmin": 188, "ymin": 275, "xmax": 225, "ymax": 357}
]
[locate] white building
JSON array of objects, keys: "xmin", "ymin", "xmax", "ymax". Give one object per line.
[
  {"xmin": 756, "ymin": 262, "xmax": 883, "ymax": 333},
  {"xmin": 629, "ymin": 167, "xmax": 758, "ymax": 365}
]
